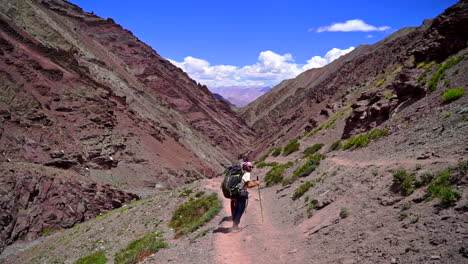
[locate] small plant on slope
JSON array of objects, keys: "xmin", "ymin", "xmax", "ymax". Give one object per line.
[
  {"xmin": 293, "ymin": 153, "xmax": 324, "ymax": 177},
  {"xmin": 392, "ymin": 169, "xmax": 416, "ymax": 196},
  {"xmin": 342, "ymin": 129, "xmax": 388, "ymax": 150},
  {"xmin": 75, "ymin": 251, "xmax": 107, "ymax": 264},
  {"xmin": 292, "ymin": 181, "xmax": 314, "ymax": 200},
  {"xmin": 271, "ymin": 147, "xmax": 282, "ymax": 157},
  {"xmin": 169, "ymin": 193, "xmax": 222, "ymax": 236},
  {"xmin": 114, "ymin": 232, "xmax": 168, "ymax": 264},
  {"xmin": 303, "ymin": 143, "xmax": 324, "ymax": 156},
  {"xmin": 283, "ymin": 139, "xmax": 300, "ymax": 156},
  {"xmin": 442, "ymin": 88, "xmax": 464, "ymax": 103},
  {"xmin": 428, "ymin": 55, "xmax": 464, "ymax": 92},
  {"xmin": 427, "ymin": 170, "xmax": 461, "ymax": 207},
  {"xmin": 264, "ymin": 162, "xmax": 294, "ymax": 187},
  {"xmin": 340, "ymin": 207, "xmax": 350, "ymax": 219},
  {"xmin": 256, "ymin": 161, "xmax": 278, "ymax": 168}
]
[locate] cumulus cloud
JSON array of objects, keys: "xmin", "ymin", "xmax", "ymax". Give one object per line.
[
  {"xmin": 317, "ymin": 19, "xmax": 390, "ymax": 33},
  {"xmin": 169, "ymin": 47, "xmax": 354, "ymax": 87}
]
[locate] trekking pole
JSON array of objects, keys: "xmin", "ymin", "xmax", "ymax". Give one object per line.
[{"xmin": 257, "ymin": 175, "xmax": 264, "ymax": 223}]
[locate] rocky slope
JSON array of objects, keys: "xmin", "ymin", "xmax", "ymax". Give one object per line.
[
  {"xmin": 241, "ymin": 0, "xmax": 468, "ymax": 158},
  {"xmin": 0, "ymin": 0, "xmax": 254, "ymax": 252}
]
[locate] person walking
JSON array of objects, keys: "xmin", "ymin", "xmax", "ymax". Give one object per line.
[{"xmin": 231, "ymin": 161, "xmax": 261, "ymax": 231}]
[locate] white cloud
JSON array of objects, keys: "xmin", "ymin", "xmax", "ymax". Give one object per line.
[
  {"xmin": 169, "ymin": 47, "xmax": 354, "ymax": 87},
  {"xmin": 317, "ymin": 19, "xmax": 390, "ymax": 33},
  {"xmin": 366, "ymin": 34, "xmax": 374, "ymax": 38},
  {"xmin": 302, "ymin": 47, "xmax": 355, "ymax": 71}
]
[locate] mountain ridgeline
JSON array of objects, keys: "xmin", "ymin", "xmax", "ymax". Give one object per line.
[{"xmin": 241, "ymin": 0, "xmax": 468, "ymax": 158}]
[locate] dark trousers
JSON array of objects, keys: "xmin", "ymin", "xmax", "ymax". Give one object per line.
[{"xmin": 232, "ymin": 196, "xmax": 247, "ymax": 226}]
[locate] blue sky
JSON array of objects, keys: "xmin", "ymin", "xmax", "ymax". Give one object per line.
[{"xmin": 70, "ymin": 0, "xmax": 458, "ymax": 87}]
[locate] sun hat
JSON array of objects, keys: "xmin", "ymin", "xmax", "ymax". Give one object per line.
[{"xmin": 242, "ymin": 162, "xmax": 253, "ymax": 169}]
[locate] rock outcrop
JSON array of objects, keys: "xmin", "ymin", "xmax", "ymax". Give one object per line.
[{"xmin": 0, "ymin": 163, "xmax": 139, "ymax": 252}]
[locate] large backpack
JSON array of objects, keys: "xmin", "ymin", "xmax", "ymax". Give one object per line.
[{"xmin": 221, "ymin": 165, "xmax": 243, "ymax": 198}]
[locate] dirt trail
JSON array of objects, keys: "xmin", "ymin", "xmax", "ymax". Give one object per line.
[
  {"xmin": 206, "ymin": 178, "xmax": 308, "ymax": 264},
  {"xmin": 328, "ymin": 156, "xmax": 454, "ymax": 167}
]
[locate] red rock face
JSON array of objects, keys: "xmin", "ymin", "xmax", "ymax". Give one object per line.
[
  {"xmin": 0, "ymin": 0, "xmax": 254, "ymax": 251},
  {"xmin": 0, "ymin": 163, "xmax": 139, "ymax": 251},
  {"xmin": 241, "ymin": 1, "xmax": 468, "ymax": 156}
]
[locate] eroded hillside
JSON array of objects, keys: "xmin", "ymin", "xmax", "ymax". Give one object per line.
[{"xmin": 0, "ymin": 0, "xmax": 254, "ymax": 252}]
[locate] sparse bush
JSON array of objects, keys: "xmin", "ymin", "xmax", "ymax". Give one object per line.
[
  {"xmin": 264, "ymin": 162, "xmax": 294, "ymax": 186},
  {"xmin": 114, "ymin": 232, "xmax": 168, "ymax": 264},
  {"xmin": 401, "ymin": 202, "xmax": 412, "ymax": 211},
  {"xmin": 283, "ymin": 139, "xmax": 300, "ymax": 156},
  {"xmin": 339, "ymin": 207, "xmax": 349, "ymax": 219},
  {"xmin": 329, "ymin": 140, "xmax": 342, "ymax": 151},
  {"xmin": 303, "ymin": 143, "xmax": 324, "ymax": 156},
  {"xmin": 41, "ymin": 228, "xmax": 56, "ymax": 236},
  {"xmin": 169, "ymin": 193, "xmax": 222, "ymax": 236},
  {"xmin": 292, "ymin": 181, "xmax": 314, "ymax": 200},
  {"xmin": 293, "ymin": 153, "xmax": 324, "ymax": 177},
  {"xmin": 256, "ymin": 161, "xmax": 278, "ymax": 168},
  {"xmin": 194, "ymin": 191, "xmax": 205, "ymax": 198},
  {"xmin": 427, "ymin": 170, "xmax": 461, "ymax": 207},
  {"xmin": 271, "ymin": 148, "xmax": 282, "ymax": 157},
  {"xmin": 342, "ymin": 129, "xmax": 388, "ymax": 150},
  {"xmin": 411, "ymin": 216, "xmax": 420, "ymax": 223},
  {"xmin": 307, "ymin": 199, "xmax": 317, "ymax": 218},
  {"xmin": 442, "ymin": 88, "xmax": 464, "ymax": 102},
  {"xmin": 76, "ymin": 250, "xmax": 107, "ymax": 264},
  {"xmin": 399, "ymin": 211, "xmax": 408, "ymax": 221},
  {"xmin": 428, "ymin": 56, "xmax": 464, "ymax": 92},
  {"xmin": 393, "ymin": 169, "xmax": 416, "ymax": 196},
  {"xmin": 375, "ymin": 80, "xmax": 385, "ymax": 87}
]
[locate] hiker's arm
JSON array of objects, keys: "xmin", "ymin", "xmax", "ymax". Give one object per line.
[{"xmin": 245, "ymin": 180, "xmax": 261, "ymax": 188}]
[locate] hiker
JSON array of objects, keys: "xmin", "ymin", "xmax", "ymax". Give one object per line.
[{"xmin": 231, "ymin": 161, "xmax": 261, "ymax": 230}]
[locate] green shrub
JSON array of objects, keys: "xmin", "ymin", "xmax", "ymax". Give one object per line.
[
  {"xmin": 399, "ymin": 211, "xmax": 408, "ymax": 221},
  {"xmin": 169, "ymin": 193, "xmax": 222, "ymax": 236},
  {"xmin": 292, "ymin": 181, "xmax": 314, "ymax": 200},
  {"xmin": 442, "ymin": 88, "xmax": 464, "ymax": 102},
  {"xmin": 76, "ymin": 251, "xmax": 107, "ymax": 264},
  {"xmin": 264, "ymin": 162, "xmax": 294, "ymax": 187},
  {"xmin": 41, "ymin": 228, "xmax": 56, "ymax": 236},
  {"xmin": 342, "ymin": 129, "xmax": 388, "ymax": 150},
  {"xmin": 256, "ymin": 161, "xmax": 278, "ymax": 168},
  {"xmin": 375, "ymin": 80, "xmax": 385, "ymax": 87},
  {"xmin": 194, "ymin": 191, "xmax": 205, "ymax": 198},
  {"xmin": 393, "ymin": 169, "xmax": 416, "ymax": 196},
  {"xmin": 271, "ymin": 148, "xmax": 282, "ymax": 157},
  {"xmin": 114, "ymin": 232, "xmax": 168, "ymax": 264},
  {"xmin": 283, "ymin": 139, "xmax": 300, "ymax": 156},
  {"xmin": 427, "ymin": 170, "xmax": 461, "ymax": 206},
  {"xmin": 293, "ymin": 153, "xmax": 324, "ymax": 177},
  {"xmin": 303, "ymin": 143, "xmax": 324, "ymax": 156},
  {"xmin": 329, "ymin": 140, "xmax": 342, "ymax": 151},
  {"xmin": 428, "ymin": 56, "xmax": 464, "ymax": 92},
  {"xmin": 306, "ymin": 199, "xmax": 317, "ymax": 218},
  {"xmin": 339, "ymin": 207, "xmax": 350, "ymax": 219}
]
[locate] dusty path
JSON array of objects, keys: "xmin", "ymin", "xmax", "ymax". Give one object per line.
[
  {"xmin": 327, "ymin": 156, "xmax": 454, "ymax": 168},
  {"xmin": 206, "ymin": 178, "xmax": 309, "ymax": 264}
]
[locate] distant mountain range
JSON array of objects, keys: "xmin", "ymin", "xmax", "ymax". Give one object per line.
[{"xmin": 209, "ymin": 86, "xmax": 271, "ymax": 107}]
